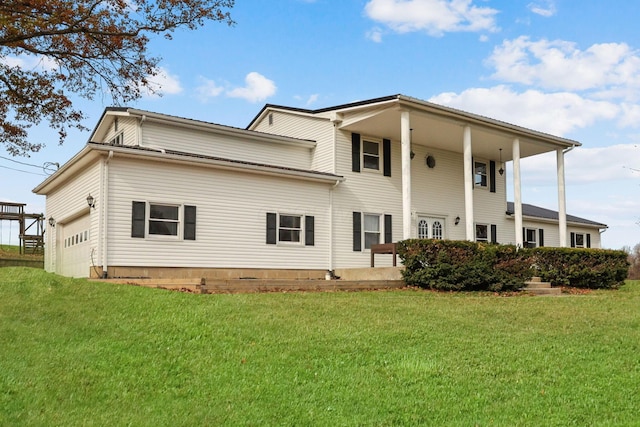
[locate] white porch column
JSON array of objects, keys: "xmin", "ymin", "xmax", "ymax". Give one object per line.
[
  {"xmin": 462, "ymin": 125, "xmax": 474, "ymax": 241},
  {"xmin": 513, "ymin": 138, "xmax": 523, "ymax": 247},
  {"xmin": 557, "ymin": 148, "xmax": 567, "ymax": 247},
  {"xmin": 401, "ymin": 110, "xmax": 412, "ymax": 240}
]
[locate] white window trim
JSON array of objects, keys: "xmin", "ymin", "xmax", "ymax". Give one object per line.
[
  {"xmin": 574, "ymin": 232, "xmax": 586, "ymax": 248},
  {"xmin": 361, "ymin": 137, "xmax": 382, "ymax": 174},
  {"xmin": 474, "ymin": 160, "xmax": 488, "ymax": 189},
  {"xmin": 363, "ymin": 213, "xmax": 382, "ymax": 251},
  {"xmin": 147, "ymin": 202, "xmax": 181, "ymax": 240},
  {"xmin": 416, "ymin": 215, "xmax": 447, "ymax": 240},
  {"xmin": 276, "ymin": 212, "xmax": 304, "ymax": 246},
  {"xmin": 475, "ymin": 223, "xmax": 489, "ymax": 242}
]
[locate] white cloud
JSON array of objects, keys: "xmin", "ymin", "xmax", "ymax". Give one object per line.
[
  {"xmin": 364, "ymin": 0, "xmax": 499, "ymax": 37},
  {"xmin": 430, "ymin": 85, "xmax": 619, "ymax": 136},
  {"xmin": 305, "ymin": 94, "xmax": 319, "ymax": 106},
  {"xmin": 1, "ymin": 54, "xmax": 58, "ymax": 71},
  {"xmin": 195, "ymin": 77, "xmax": 224, "ymax": 101},
  {"xmin": 527, "ymin": 1, "xmax": 556, "ymax": 17},
  {"xmin": 227, "ymin": 72, "xmax": 276, "ymax": 103},
  {"xmin": 141, "ymin": 67, "xmax": 182, "ymax": 97},
  {"xmin": 487, "ymin": 37, "xmax": 640, "ymax": 99},
  {"xmin": 366, "ymin": 27, "xmax": 384, "ymax": 42}
]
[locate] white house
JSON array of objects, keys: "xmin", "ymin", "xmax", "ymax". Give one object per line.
[{"xmin": 33, "ymin": 95, "xmax": 607, "ymax": 278}]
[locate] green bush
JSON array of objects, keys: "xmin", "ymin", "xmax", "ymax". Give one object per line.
[
  {"xmin": 529, "ymin": 247, "xmax": 629, "ymax": 289},
  {"xmin": 397, "ymin": 239, "xmax": 532, "ymax": 291},
  {"xmin": 398, "ymin": 240, "xmax": 629, "ymax": 291}
]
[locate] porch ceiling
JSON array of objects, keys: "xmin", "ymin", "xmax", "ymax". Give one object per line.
[{"xmin": 335, "ymin": 99, "xmax": 578, "ymax": 162}]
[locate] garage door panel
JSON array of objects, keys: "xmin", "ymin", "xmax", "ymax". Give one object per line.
[{"xmin": 61, "ymin": 215, "xmax": 90, "ymax": 277}]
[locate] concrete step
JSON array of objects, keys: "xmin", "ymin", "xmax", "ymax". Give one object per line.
[
  {"xmin": 522, "ymin": 276, "xmax": 562, "ymax": 295},
  {"xmin": 524, "ymin": 287, "xmax": 562, "ymax": 296},
  {"xmin": 92, "ymin": 277, "xmax": 406, "ymax": 294},
  {"xmin": 199, "ymin": 279, "xmax": 406, "ymax": 294}
]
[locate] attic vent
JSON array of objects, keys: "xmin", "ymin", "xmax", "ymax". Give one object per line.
[
  {"xmin": 268, "ymin": 113, "xmax": 273, "ymax": 125},
  {"xmin": 109, "ymin": 132, "xmax": 123, "ymax": 145}
]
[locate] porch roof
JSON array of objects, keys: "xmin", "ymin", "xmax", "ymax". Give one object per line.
[{"xmin": 252, "ymin": 94, "xmax": 581, "ymax": 162}]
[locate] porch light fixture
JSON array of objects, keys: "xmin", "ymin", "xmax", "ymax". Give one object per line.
[
  {"xmin": 48, "ymin": 217, "xmax": 56, "ymax": 227},
  {"xmin": 498, "ymin": 149, "xmax": 505, "ymax": 176},
  {"xmin": 455, "ymin": 216, "xmax": 460, "ymax": 226},
  {"xmin": 86, "ymin": 194, "xmax": 95, "ymax": 209}
]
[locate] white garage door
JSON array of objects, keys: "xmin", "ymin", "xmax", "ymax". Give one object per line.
[{"xmin": 61, "ymin": 215, "xmax": 90, "ymax": 278}]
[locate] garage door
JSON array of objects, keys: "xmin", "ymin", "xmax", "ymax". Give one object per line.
[{"xmin": 61, "ymin": 215, "xmax": 90, "ymax": 278}]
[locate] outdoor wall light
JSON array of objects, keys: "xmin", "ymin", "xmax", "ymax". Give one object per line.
[
  {"xmin": 86, "ymin": 194, "xmax": 95, "ymax": 209},
  {"xmin": 499, "ymin": 148, "xmax": 505, "ymax": 176},
  {"xmin": 48, "ymin": 217, "xmax": 56, "ymax": 227},
  {"xmin": 455, "ymin": 216, "xmax": 460, "ymax": 225}
]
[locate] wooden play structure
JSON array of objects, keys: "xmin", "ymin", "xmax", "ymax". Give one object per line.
[{"xmin": 0, "ymin": 201, "xmax": 45, "ymax": 254}]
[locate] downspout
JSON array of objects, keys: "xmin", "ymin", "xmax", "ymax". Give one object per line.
[
  {"xmin": 101, "ymin": 150, "xmax": 113, "ymax": 278},
  {"xmin": 328, "ymin": 179, "xmax": 341, "ymax": 275}
]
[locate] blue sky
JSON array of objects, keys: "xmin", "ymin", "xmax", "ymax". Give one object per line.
[{"xmin": 1, "ymin": 0, "xmax": 639, "ymax": 249}]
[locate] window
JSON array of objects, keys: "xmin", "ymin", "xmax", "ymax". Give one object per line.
[
  {"xmin": 364, "ymin": 214, "xmax": 381, "ymax": 249},
  {"xmin": 475, "ymin": 224, "xmax": 489, "ymax": 242},
  {"xmin": 109, "ymin": 132, "xmax": 123, "ymax": 145},
  {"xmin": 279, "ymin": 214, "xmax": 302, "ymax": 243},
  {"xmin": 524, "ymin": 228, "xmax": 537, "ymax": 248},
  {"xmin": 352, "ymin": 133, "xmax": 392, "ymax": 176},
  {"xmin": 362, "ymin": 140, "xmax": 380, "ymax": 171},
  {"xmin": 474, "ymin": 161, "xmax": 487, "ymax": 187},
  {"xmin": 417, "ymin": 217, "xmax": 445, "ymax": 240},
  {"xmin": 149, "ymin": 204, "xmax": 179, "ymax": 236},
  {"xmin": 352, "ymin": 212, "xmax": 392, "ymax": 251},
  {"xmin": 266, "ymin": 213, "xmax": 314, "ymax": 246},
  {"xmin": 131, "ymin": 202, "xmax": 196, "ymax": 240}
]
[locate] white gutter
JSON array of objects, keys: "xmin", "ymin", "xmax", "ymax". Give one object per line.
[
  {"xmin": 101, "ymin": 150, "xmax": 113, "ymax": 278},
  {"xmin": 328, "ymin": 179, "xmax": 341, "ymax": 274}
]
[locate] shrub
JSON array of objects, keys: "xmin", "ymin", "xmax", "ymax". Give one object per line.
[
  {"xmin": 529, "ymin": 247, "xmax": 629, "ymax": 289},
  {"xmin": 397, "ymin": 239, "xmax": 532, "ymax": 291},
  {"xmin": 398, "ymin": 240, "xmax": 629, "ymax": 291}
]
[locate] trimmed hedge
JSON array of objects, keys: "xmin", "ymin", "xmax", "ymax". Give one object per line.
[
  {"xmin": 397, "ymin": 239, "xmax": 629, "ymax": 291},
  {"xmin": 529, "ymin": 247, "xmax": 629, "ymax": 289}
]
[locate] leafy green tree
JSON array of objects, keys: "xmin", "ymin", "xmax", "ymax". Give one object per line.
[{"xmin": 0, "ymin": 0, "xmax": 234, "ymax": 155}]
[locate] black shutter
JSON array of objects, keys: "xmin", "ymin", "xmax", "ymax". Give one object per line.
[
  {"xmin": 384, "ymin": 214, "xmax": 392, "ymax": 243},
  {"xmin": 184, "ymin": 205, "xmax": 196, "ymax": 240},
  {"xmin": 489, "ymin": 160, "xmax": 496, "ymax": 193},
  {"xmin": 353, "ymin": 212, "xmax": 362, "ymax": 252},
  {"xmin": 352, "ymin": 133, "xmax": 361, "ymax": 172},
  {"xmin": 383, "ymin": 138, "xmax": 391, "ymax": 177},
  {"xmin": 266, "ymin": 213, "xmax": 277, "ymax": 244},
  {"xmin": 522, "ymin": 227, "xmax": 526, "ymax": 245},
  {"xmin": 491, "ymin": 224, "xmax": 497, "ymax": 243},
  {"xmin": 538, "ymin": 229, "xmax": 544, "ymax": 247},
  {"xmin": 471, "ymin": 157, "xmax": 475, "ymax": 190},
  {"xmin": 586, "ymin": 233, "xmax": 591, "ymax": 248},
  {"xmin": 131, "ymin": 201, "xmax": 146, "ymax": 238},
  {"xmin": 305, "ymin": 216, "xmax": 314, "ymax": 246},
  {"xmin": 570, "ymin": 232, "xmax": 576, "ymax": 248}
]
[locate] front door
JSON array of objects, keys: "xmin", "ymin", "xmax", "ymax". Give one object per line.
[{"xmin": 417, "ymin": 217, "xmax": 445, "ymax": 240}]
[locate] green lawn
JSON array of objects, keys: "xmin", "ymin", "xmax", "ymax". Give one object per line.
[{"xmin": 1, "ymin": 267, "xmax": 639, "ymax": 426}]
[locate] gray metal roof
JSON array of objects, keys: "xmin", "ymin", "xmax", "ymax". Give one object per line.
[{"xmin": 506, "ymin": 202, "xmax": 607, "ymax": 228}]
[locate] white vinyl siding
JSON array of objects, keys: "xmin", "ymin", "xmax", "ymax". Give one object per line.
[
  {"xmin": 44, "ymin": 161, "xmax": 101, "ymax": 276},
  {"xmin": 250, "ymin": 110, "xmax": 335, "ymax": 174},
  {"xmin": 103, "ymin": 116, "xmax": 138, "ymax": 146},
  {"xmin": 141, "ymin": 121, "xmax": 312, "ymax": 171},
  {"xmin": 105, "ymin": 157, "xmax": 331, "ymax": 269}
]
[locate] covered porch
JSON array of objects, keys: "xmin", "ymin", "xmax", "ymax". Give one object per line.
[{"xmin": 329, "ymin": 95, "xmax": 578, "ymax": 247}]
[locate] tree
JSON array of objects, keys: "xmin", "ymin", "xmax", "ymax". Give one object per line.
[
  {"xmin": 626, "ymin": 243, "xmax": 640, "ymax": 280},
  {"xmin": 0, "ymin": 0, "xmax": 234, "ymax": 155}
]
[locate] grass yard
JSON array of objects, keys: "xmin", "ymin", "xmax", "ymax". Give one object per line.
[{"xmin": 1, "ymin": 267, "xmax": 639, "ymax": 426}]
